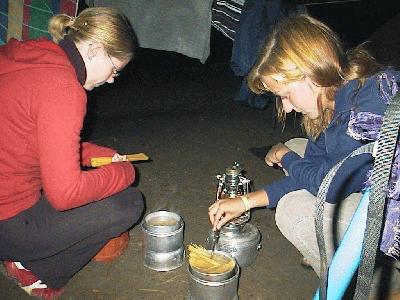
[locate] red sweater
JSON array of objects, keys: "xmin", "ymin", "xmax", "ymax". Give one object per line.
[{"xmin": 0, "ymin": 39, "xmax": 135, "ymax": 220}]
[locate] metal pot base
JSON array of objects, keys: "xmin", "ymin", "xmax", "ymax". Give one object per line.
[
  {"xmin": 143, "ymin": 247, "xmax": 185, "ymax": 272},
  {"xmin": 187, "ymin": 261, "xmax": 239, "ymax": 300},
  {"xmin": 141, "ymin": 211, "xmax": 185, "ymax": 272}
]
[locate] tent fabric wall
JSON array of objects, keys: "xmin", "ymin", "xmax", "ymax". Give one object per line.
[
  {"xmin": 93, "ymin": 0, "xmax": 213, "ymax": 63},
  {"xmin": 0, "ymin": 0, "xmax": 78, "ymax": 45}
]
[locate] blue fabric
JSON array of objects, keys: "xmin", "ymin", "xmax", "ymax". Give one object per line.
[
  {"xmin": 264, "ymin": 69, "xmax": 400, "ymax": 208},
  {"xmin": 234, "ymin": 80, "xmax": 273, "ymax": 109},
  {"xmin": 347, "ymin": 72, "xmax": 400, "ymax": 258},
  {"xmin": 231, "ymin": 0, "xmax": 290, "ymax": 76},
  {"xmin": 313, "ymin": 189, "xmax": 371, "ymax": 300},
  {"xmin": 0, "ymin": 1, "xmax": 8, "ymax": 45},
  {"xmin": 231, "ymin": 0, "xmax": 305, "ymax": 109}
]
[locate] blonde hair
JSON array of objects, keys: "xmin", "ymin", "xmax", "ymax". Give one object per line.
[
  {"xmin": 48, "ymin": 7, "xmax": 137, "ymax": 61},
  {"xmin": 248, "ymin": 14, "xmax": 381, "ymax": 138}
]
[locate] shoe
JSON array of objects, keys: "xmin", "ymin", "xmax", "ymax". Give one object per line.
[
  {"xmin": 93, "ymin": 231, "xmax": 130, "ymax": 263},
  {"xmin": 3, "ymin": 261, "xmax": 64, "ymax": 299}
]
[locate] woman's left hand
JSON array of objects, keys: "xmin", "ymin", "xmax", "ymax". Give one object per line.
[{"xmin": 265, "ymin": 143, "xmax": 291, "ymax": 167}]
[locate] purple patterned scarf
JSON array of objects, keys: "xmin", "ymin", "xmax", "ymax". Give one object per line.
[{"xmin": 347, "ymin": 72, "xmax": 400, "ymax": 259}]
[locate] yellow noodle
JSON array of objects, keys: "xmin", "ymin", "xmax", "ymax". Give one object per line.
[
  {"xmin": 91, "ymin": 153, "xmax": 149, "ymax": 167},
  {"xmin": 187, "ymin": 244, "xmax": 235, "ymax": 274}
]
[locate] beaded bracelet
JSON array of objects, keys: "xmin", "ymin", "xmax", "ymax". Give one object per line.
[{"xmin": 240, "ymin": 195, "xmax": 251, "ymax": 211}]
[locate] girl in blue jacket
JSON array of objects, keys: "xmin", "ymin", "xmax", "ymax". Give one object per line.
[{"xmin": 208, "ymin": 14, "xmax": 400, "ymax": 295}]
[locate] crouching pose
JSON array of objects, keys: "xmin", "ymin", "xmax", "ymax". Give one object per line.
[
  {"xmin": 209, "ymin": 14, "xmax": 400, "ymax": 297},
  {"xmin": 0, "ymin": 7, "xmax": 144, "ymax": 299}
]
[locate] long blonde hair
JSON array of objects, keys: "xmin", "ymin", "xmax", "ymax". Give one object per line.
[
  {"xmin": 48, "ymin": 7, "xmax": 137, "ymax": 61},
  {"xmin": 248, "ymin": 14, "xmax": 381, "ymax": 138}
]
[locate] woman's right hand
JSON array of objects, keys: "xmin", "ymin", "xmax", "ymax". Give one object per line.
[
  {"xmin": 208, "ymin": 190, "xmax": 269, "ymax": 230},
  {"xmin": 208, "ymin": 197, "xmax": 247, "ymax": 231}
]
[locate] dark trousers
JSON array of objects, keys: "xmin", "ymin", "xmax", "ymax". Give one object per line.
[{"xmin": 0, "ymin": 187, "xmax": 144, "ymax": 288}]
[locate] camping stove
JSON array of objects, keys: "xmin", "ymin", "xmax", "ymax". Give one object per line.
[{"xmin": 207, "ymin": 162, "xmax": 262, "ymax": 267}]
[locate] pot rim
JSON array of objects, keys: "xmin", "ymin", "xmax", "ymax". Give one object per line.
[
  {"xmin": 188, "ymin": 250, "xmax": 237, "ymax": 282},
  {"xmin": 142, "ymin": 210, "xmax": 183, "ymax": 233}
]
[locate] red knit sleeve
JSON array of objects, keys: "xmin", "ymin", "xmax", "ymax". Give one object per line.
[
  {"xmin": 37, "ymin": 75, "xmax": 135, "ymax": 210},
  {"xmin": 81, "ymin": 142, "xmax": 116, "ymax": 167}
]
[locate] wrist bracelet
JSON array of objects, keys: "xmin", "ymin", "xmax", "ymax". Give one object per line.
[{"xmin": 240, "ymin": 195, "xmax": 251, "ymax": 211}]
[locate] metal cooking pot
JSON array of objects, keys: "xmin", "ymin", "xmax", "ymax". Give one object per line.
[
  {"xmin": 141, "ymin": 211, "xmax": 184, "ymax": 271},
  {"xmin": 187, "ymin": 251, "xmax": 239, "ymax": 300},
  {"xmin": 208, "ymin": 223, "xmax": 261, "ymax": 267},
  {"xmin": 188, "ymin": 250, "xmax": 236, "ymax": 282}
]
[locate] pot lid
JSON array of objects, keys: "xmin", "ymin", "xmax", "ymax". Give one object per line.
[{"xmin": 218, "ymin": 223, "xmax": 261, "ymax": 245}]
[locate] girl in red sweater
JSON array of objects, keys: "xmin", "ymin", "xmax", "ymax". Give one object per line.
[{"xmin": 0, "ymin": 7, "xmax": 143, "ymax": 299}]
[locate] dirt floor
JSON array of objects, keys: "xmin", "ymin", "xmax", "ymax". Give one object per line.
[
  {"xmin": 0, "ymin": 50, "xmax": 317, "ymax": 299},
  {"xmin": 1, "ymin": 3, "xmax": 400, "ymax": 300}
]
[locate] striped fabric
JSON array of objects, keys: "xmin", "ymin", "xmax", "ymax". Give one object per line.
[
  {"xmin": 0, "ymin": 0, "xmax": 78, "ymax": 45},
  {"xmin": 211, "ymin": 0, "xmax": 245, "ymax": 41}
]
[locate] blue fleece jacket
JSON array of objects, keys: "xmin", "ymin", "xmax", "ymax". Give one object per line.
[{"xmin": 265, "ymin": 69, "xmax": 400, "ymax": 208}]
